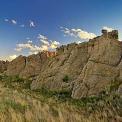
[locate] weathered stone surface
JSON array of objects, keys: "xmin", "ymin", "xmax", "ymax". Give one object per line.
[
  {"xmin": 31, "ymin": 43, "xmax": 89, "ymax": 91},
  {"xmin": 19, "ymin": 53, "xmax": 47, "ymax": 78},
  {"xmin": 72, "ymin": 30, "xmax": 122, "ymax": 99},
  {"xmin": 6, "ymin": 55, "xmax": 26, "ymax": 76},
  {"xmin": 5, "ymin": 29, "xmax": 122, "ymax": 99},
  {"xmin": 71, "ymin": 61, "xmax": 119, "ymax": 98},
  {"xmin": 118, "ymin": 84, "xmax": 122, "ymax": 97},
  {"xmin": 6, "ymin": 52, "xmax": 56, "ymax": 78},
  {"xmin": 0, "ymin": 60, "xmax": 9, "ymax": 73}
]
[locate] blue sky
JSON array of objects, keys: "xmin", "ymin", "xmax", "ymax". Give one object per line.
[{"xmin": 0, "ymin": 0, "xmax": 122, "ymax": 60}]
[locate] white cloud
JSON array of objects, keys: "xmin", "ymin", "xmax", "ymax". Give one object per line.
[
  {"xmin": 61, "ymin": 27, "xmax": 96, "ymax": 39},
  {"xmin": 15, "ymin": 47, "xmax": 22, "ymax": 52},
  {"xmin": 50, "ymin": 40, "xmax": 60, "ymax": 49},
  {"xmin": 51, "ymin": 40, "xmax": 60, "ymax": 45},
  {"xmin": 4, "ymin": 18, "xmax": 38, "ymax": 29},
  {"xmin": 41, "ymin": 45, "xmax": 48, "ymax": 51},
  {"xmin": 9, "ymin": 55, "xmax": 17, "ymax": 61},
  {"xmin": 11, "ymin": 19, "xmax": 17, "ymax": 25},
  {"xmin": 29, "ymin": 20, "xmax": 35, "ymax": 27},
  {"xmin": 76, "ymin": 41, "xmax": 81, "ymax": 44},
  {"xmin": 15, "ymin": 42, "xmax": 34, "ymax": 52},
  {"xmin": 38, "ymin": 34, "xmax": 50, "ymax": 45},
  {"xmin": 28, "ymin": 40, "xmax": 33, "ymax": 44},
  {"xmin": 103, "ymin": 26, "xmax": 114, "ymax": 32},
  {"xmin": 15, "ymin": 34, "xmax": 60, "ymax": 55},
  {"xmin": 29, "ymin": 51, "xmax": 38, "ymax": 55},
  {"xmin": 38, "ymin": 34, "xmax": 48, "ymax": 40},
  {"xmin": 4, "ymin": 19, "xmax": 9, "ymax": 22},
  {"xmin": 4, "ymin": 18, "xmax": 18, "ymax": 26},
  {"xmin": 1, "ymin": 55, "xmax": 17, "ymax": 61}
]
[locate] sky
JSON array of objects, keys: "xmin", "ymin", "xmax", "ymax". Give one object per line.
[{"xmin": 0, "ymin": 0, "xmax": 122, "ymax": 60}]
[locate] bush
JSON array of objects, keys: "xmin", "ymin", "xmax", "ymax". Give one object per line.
[
  {"xmin": 34, "ymin": 87, "xmax": 72, "ymax": 102},
  {"xmin": 63, "ymin": 75, "xmax": 69, "ymax": 83},
  {"xmin": 0, "ymin": 74, "xmax": 4, "ymax": 80},
  {"xmin": 108, "ymin": 81, "xmax": 121, "ymax": 92}
]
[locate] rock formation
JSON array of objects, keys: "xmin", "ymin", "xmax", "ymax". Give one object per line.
[
  {"xmin": 6, "ymin": 52, "xmax": 56, "ymax": 78},
  {"xmin": 5, "ymin": 30, "xmax": 122, "ymax": 99},
  {"xmin": 0, "ymin": 60, "xmax": 9, "ymax": 73}
]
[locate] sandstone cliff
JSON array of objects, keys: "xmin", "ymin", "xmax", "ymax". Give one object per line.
[
  {"xmin": 0, "ymin": 60, "xmax": 9, "ymax": 73},
  {"xmin": 5, "ymin": 30, "xmax": 122, "ymax": 99},
  {"xmin": 6, "ymin": 52, "xmax": 56, "ymax": 78}
]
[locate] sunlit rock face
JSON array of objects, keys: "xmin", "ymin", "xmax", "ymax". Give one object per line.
[
  {"xmin": 72, "ymin": 30, "xmax": 122, "ymax": 99},
  {"xmin": 32, "ymin": 30, "xmax": 122, "ymax": 99},
  {"xmin": 5, "ymin": 30, "xmax": 122, "ymax": 99}
]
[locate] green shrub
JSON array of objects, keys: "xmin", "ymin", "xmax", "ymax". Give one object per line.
[
  {"xmin": 108, "ymin": 81, "xmax": 121, "ymax": 92},
  {"xmin": 63, "ymin": 75, "xmax": 69, "ymax": 83},
  {"xmin": 23, "ymin": 80, "xmax": 32, "ymax": 89},
  {"xmin": 34, "ymin": 88, "xmax": 72, "ymax": 102},
  {"xmin": 0, "ymin": 74, "xmax": 4, "ymax": 81}
]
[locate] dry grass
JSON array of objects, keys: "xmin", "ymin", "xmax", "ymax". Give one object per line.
[{"xmin": 0, "ymin": 75, "xmax": 121, "ymax": 122}]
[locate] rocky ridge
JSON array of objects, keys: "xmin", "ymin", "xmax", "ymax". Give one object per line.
[{"xmin": 3, "ymin": 30, "xmax": 122, "ymax": 99}]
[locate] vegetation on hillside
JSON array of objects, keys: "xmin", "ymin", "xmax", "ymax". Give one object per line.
[{"xmin": 0, "ymin": 74, "xmax": 121, "ymax": 122}]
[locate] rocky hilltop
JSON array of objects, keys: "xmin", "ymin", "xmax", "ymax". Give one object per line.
[{"xmin": 3, "ymin": 30, "xmax": 122, "ymax": 99}]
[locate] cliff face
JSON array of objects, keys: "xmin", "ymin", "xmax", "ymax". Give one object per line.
[
  {"xmin": 31, "ymin": 43, "xmax": 89, "ymax": 93},
  {"xmin": 5, "ymin": 52, "xmax": 53, "ymax": 78},
  {"xmin": 5, "ymin": 30, "xmax": 122, "ymax": 99},
  {"xmin": 72, "ymin": 30, "xmax": 122, "ymax": 98},
  {"xmin": 0, "ymin": 61, "xmax": 9, "ymax": 73}
]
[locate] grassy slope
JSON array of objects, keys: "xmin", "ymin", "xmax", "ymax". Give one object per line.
[{"xmin": 0, "ymin": 75, "xmax": 121, "ymax": 122}]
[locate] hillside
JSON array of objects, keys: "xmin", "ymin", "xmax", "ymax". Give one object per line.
[
  {"xmin": 0, "ymin": 29, "xmax": 122, "ymax": 122},
  {"xmin": 0, "ymin": 74, "xmax": 121, "ymax": 122},
  {"xmin": 4, "ymin": 29, "xmax": 122, "ymax": 99}
]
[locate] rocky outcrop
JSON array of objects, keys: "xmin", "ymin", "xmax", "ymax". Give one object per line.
[
  {"xmin": 0, "ymin": 61, "xmax": 9, "ymax": 73},
  {"xmin": 6, "ymin": 30, "xmax": 122, "ymax": 99},
  {"xmin": 31, "ymin": 43, "xmax": 89, "ymax": 92},
  {"xmin": 6, "ymin": 52, "xmax": 56, "ymax": 78},
  {"xmin": 31, "ymin": 30, "xmax": 122, "ymax": 99},
  {"xmin": 72, "ymin": 30, "xmax": 122, "ymax": 99}
]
